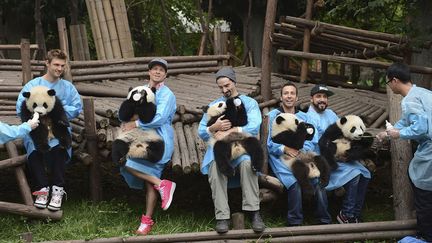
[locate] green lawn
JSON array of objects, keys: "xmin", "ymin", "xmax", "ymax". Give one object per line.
[{"xmin": 0, "ymin": 161, "xmax": 395, "ymax": 242}]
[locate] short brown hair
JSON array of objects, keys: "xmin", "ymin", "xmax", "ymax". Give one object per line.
[{"xmin": 45, "ymin": 49, "xmax": 67, "ymax": 63}]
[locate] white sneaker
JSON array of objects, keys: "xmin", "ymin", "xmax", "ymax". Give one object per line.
[
  {"xmin": 47, "ymin": 186, "xmax": 66, "ymax": 211},
  {"xmin": 33, "ymin": 187, "xmax": 49, "ymax": 209}
]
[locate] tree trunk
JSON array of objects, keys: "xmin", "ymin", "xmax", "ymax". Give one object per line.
[
  {"xmin": 159, "ymin": 0, "xmax": 176, "ymax": 55},
  {"xmin": 197, "ymin": 0, "xmax": 213, "ymax": 55},
  {"xmin": 34, "ymin": 0, "xmax": 46, "ymax": 60}
]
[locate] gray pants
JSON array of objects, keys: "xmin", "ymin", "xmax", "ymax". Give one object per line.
[{"xmin": 208, "ymin": 160, "xmax": 260, "ymax": 220}]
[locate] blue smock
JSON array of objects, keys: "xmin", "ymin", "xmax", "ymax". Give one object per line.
[
  {"xmin": 16, "ymin": 77, "xmax": 83, "ymax": 159},
  {"xmin": 198, "ymin": 95, "xmax": 262, "ymax": 175},
  {"xmin": 266, "ymin": 107, "xmax": 312, "ymax": 189},
  {"xmin": 394, "ymin": 85, "xmax": 432, "ymax": 191},
  {"xmin": 120, "ymin": 85, "xmax": 176, "ymax": 189},
  {"xmin": 0, "ymin": 122, "xmax": 31, "ymax": 144},
  {"xmin": 306, "ymin": 106, "xmax": 371, "ymax": 191}
]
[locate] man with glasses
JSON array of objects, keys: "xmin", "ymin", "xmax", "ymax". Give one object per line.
[{"xmin": 377, "ymin": 63, "xmax": 432, "ymax": 243}]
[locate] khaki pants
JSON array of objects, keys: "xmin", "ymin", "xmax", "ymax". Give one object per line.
[{"xmin": 208, "ymin": 160, "xmax": 260, "ymax": 220}]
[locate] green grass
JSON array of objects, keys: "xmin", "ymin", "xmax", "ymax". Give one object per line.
[{"xmin": 0, "ymin": 161, "xmax": 395, "ymax": 242}]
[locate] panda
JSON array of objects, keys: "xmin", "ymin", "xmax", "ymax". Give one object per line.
[
  {"xmin": 111, "ymin": 86, "xmax": 164, "ymax": 165},
  {"xmin": 202, "ymin": 97, "xmax": 263, "ymax": 177},
  {"xmin": 319, "ymin": 115, "xmax": 377, "ymax": 171},
  {"xmin": 20, "ymin": 86, "xmax": 71, "ymax": 152},
  {"xmin": 271, "ymin": 113, "xmax": 330, "ymax": 197}
]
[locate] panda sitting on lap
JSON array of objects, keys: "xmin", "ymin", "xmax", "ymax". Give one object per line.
[
  {"xmin": 271, "ymin": 113, "xmax": 330, "ymax": 197},
  {"xmin": 111, "ymin": 86, "xmax": 164, "ymax": 165},
  {"xmin": 319, "ymin": 115, "xmax": 377, "ymax": 171},
  {"xmin": 203, "ymin": 97, "xmax": 263, "ymax": 177},
  {"xmin": 20, "ymin": 86, "xmax": 71, "ymax": 152}
]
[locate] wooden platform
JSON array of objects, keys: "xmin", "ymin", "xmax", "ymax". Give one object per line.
[{"xmin": 0, "ymin": 66, "xmax": 389, "ymax": 174}]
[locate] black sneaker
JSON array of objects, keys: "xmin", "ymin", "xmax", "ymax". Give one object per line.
[
  {"xmin": 336, "ymin": 211, "xmax": 358, "ymax": 224},
  {"xmin": 250, "ymin": 211, "xmax": 265, "ymax": 233},
  {"xmin": 215, "ymin": 219, "xmax": 230, "ymax": 234}
]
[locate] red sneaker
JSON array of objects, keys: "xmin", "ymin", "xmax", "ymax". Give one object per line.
[
  {"xmin": 154, "ymin": 179, "xmax": 176, "ymax": 210},
  {"xmin": 136, "ymin": 215, "xmax": 154, "ymax": 235}
]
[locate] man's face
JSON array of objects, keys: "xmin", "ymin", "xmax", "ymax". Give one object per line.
[
  {"xmin": 311, "ymin": 92, "xmax": 329, "ymax": 112},
  {"xmin": 386, "ymin": 76, "xmax": 399, "ymax": 94},
  {"xmin": 149, "ymin": 64, "xmax": 167, "ymax": 83},
  {"xmin": 46, "ymin": 58, "xmax": 66, "ymax": 80},
  {"xmin": 281, "ymin": 85, "xmax": 298, "ymax": 110},
  {"xmin": 217, "ymin": 77, "xmax": 237, "ymax": 98}
]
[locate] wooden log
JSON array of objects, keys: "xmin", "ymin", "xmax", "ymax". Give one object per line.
[
  {"xmin": 370, "ymin": 111, "xmax": 388, "ymax": 128},
  {"xmin": 105, "ymin": 126, "xmax": 115, "ymax": 148},
  {"xmin": 70, "ymin": 55, "xmax": 229, "ymax": 67},
  {"xmin": 102, "ymin": 0, "xmax": 122, "ymax": 59},
  {"xmin": 260, "ymin": 0, "xmax": 277, "ymax": 101},
  {"xmin": 95, "ymin": 0, "xmax": 113, "ymax": 59},
  {"xmin": 174, "ymin": 122, "xmax": 191, "ymax": 174},
  {"xmin": 97, "ymin": 128, "xmax": 107, "ymax": 142},
  {"xmin": 0, "ymin": 201, "xmax": 62, "ymax": 221},
  {"xmin": 99, "ymin": 149, "xmax": 110, "ymax": 159},
  {"xmin": 79, "ymin": 24, "xmax": 91, "ymax": 60},
  {"xmin": 83, "ymin": 98, "xmax": 102, "ymax": 202},
  {"xmin": 171, "ymin": 125, "xmax": 182, "ymax": 174},
  {"xmin": 86, "ymin": 0, "xmax": 105, "ymax": 59},
  {"xmin": 192, "ymin": 123, "xmax": 206, "ymax": 167},
  {"xmin": 73, "ymin": 150, "xmax": 93, "ymax": 165},
  {"xmin": 35, "ymin": 220, "xmax": 417, "ymax": 243},
  {"xmin": 0, "ymin": 44, "xmax": 39, "ymax": 50},
  {"xmin": 300, "ymin": 0, "xmax": 313, "ymax": 83},
  {"xmin": 70, "ymin": 24, "xmax": 85, "ymax": 60},
  {"xmin": 0, "ymin": 65, "xmax": 44, "ymax": 72},
  {"xmin": 71, "ymin": 131, "xmax": 83, "ymax": 143},
  {"xmin": 0, "ymin": 154, "xmax": 26, "ymax": 170},
  {"xmin": 276, "ymin": 50, "xmax": 432, "ymax": 74},
  {"xmin": 183, "ymin": 124, "xmax": 199, "ymax": 172},
  {"xmin": 5, "ymin": 142, "xmax": 33, "ymax": 205},
  {"xmin": 20, "ymin": 38, "xmax": 32, "ymax": 85},
  {"xmin": 232, "ymin": 212, "xmax": 245, "ymax": 230},
  {"xmin": 111, "ymin": 0, "xmax": 134, "ymax": 58}
]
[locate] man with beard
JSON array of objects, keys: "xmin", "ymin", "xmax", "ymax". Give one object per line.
[
  {"xmin": 305, "ymin": 84, "xmax": 371, "ymax": 224},
  {"xmin": 198, "ymin": 67, "xmax": 265, "ymax": 234},
  {"xmin": 267, "ymin": 82, "xmax": 331, "ymax": 226}
]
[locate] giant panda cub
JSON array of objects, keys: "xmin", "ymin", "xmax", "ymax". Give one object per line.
[
  {"xmin": 203, "ymin": 97, "xmax": 263, "ymax": 177},
  {"xmin": 271, "ymin": 113, "xmax": 330, "ymax": 197},
  {"xmin": 319, "ymin": 115, "xmax": 377, "ymax": 170},
  {"xmin": 20, "ymin": 86, "xmax": 71, "ymax": 152},
  {"xmin": 111, "ymin": 86, "xmax": 164, "ymax": 165}
]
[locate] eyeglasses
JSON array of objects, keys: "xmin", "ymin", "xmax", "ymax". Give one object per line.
[{"xmin": 386, "ymin": 77, "xmax": 395, "ymax": 85}]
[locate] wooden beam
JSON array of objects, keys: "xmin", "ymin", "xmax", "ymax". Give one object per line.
[
  {"xmin": 260, "ymin": 0, "xmax": 278, "ymax": 101},
  {"xmin": 300, "ymin": 0, "xmax": 313, "ymax": 83},
  {"xmin": 20, "ymin": 38, "xmax": 32, "ymax": 85}
]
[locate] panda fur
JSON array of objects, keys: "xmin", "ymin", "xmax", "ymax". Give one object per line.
[
  {"xmin": 111, "ymin": 86, "xmax": 164, "ymax": 165},
  {"xmin": 319, "ymin": 115, "xmax": 377, "ymax": 170},
  {"xmin": 203, "ymin": 97, "xmax": 263, "ymax": 177},
  {"xmin": 271, "ymin": 113, "xmax": 330, "ymax": 197},
  {"xmin": 20, "ymin": 86, "xmax": 71, "ymax": 153}
]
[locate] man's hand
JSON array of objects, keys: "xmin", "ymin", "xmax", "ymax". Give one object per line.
[
  {"xmin": 121, "ymin": 121, "xmax": 136, "ymax": 132},
  {"xmin": 210, "ymin": 115, "xmax": 232, "ymax": 133},
  {"xmin": 387, "ymin": 128, "xmax": 400, "ymax": 139},
  {"xmin": 27, "ymin": 112, "xmax": 40, "ymax": 130},
  {"xmin": 376, "ymin": 131, "xmax": 388, "ymax": 142},
  {"xmin": 284, "ymin": 146, "xmax": 299, "ymax": 157}
]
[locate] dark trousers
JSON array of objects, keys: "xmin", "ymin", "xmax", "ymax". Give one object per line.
[
  {"xmin": 27, "ymin": 146, "xmax": 68, "ymax": 190},
  {"xmin": 287, "ymin": 179, "xmax": 331, "ymax": 225},
  {"xmin": 341, "ymin": 175, "xmax": 370, "ymax": 218},
  {"xmin": 411, "ymin": 182, "xmax": 432, "ymax": 242}
]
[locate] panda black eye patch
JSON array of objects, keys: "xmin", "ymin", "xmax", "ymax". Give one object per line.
[
  {"xmin": 350, "ymin": 127, "xmax": 356, "ymax": 133},
  {"xmin": 43, "ymin": 103, "xmax": 48, "ymax": 108},
  {"xmin": 33, "ymin": 103, "xmax": 37, "ymax": 109}
]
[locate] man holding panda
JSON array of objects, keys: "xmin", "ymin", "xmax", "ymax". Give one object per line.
[
  {"xmin": 16, "ymin": 49, "xmax": 82, "ymax": 211},
  {"xmin": 377, "ymin": 63, "xmax": 432, "ymax": 243},
  {"xmin": 266, "ymin": 82, "xmax": 332, "ymax": 226},
  {"xmin": 305, "ymin": 84, "xmax": 371, "ymax": 224},
  {"xmin": 198, "ymin": 67, "xmax": 265, "ymax": 234}
]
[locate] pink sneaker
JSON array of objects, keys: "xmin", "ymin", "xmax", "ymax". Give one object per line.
[
  {"xmin": 136, "ymin": 215, "xmax": 154, "ymax": 235},
  {"xmin": 154, "ymin": 179, "xmax": 176, "ymax": 210}
]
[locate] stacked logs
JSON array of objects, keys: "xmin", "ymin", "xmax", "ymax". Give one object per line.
[{"xmin": 70, "ymin": 55, "xmax": 229, "ymax": 82}]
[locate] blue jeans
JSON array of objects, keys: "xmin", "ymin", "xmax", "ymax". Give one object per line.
[
  {"xmin": 341, "ymin": 175, "xmax": 370, "ymax": 218},
  {"xmin": 287, "ymin": 179, "xmax": 331, "ymax": 225}
]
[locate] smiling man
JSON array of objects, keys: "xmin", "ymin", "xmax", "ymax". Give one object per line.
[
  {"xmin": 16, "ymin": 49, "xmax": 82, "ymax": 211},
  {"xmin": 118, "ymin": 57, "xmax": 177, "ymax": 235}
]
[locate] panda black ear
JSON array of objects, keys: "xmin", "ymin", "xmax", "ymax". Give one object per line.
[
  {"xmin": 340, "ymin": 117, "xmax": 348, "ymax": 125},
  {"xmin": 203, "ymin": 105, "xmax": 209, "ymax": 113},
  {"xmin": 22, "ymin": 92, "xmax": 31, "ymax": 98},
  {"xmin": 295, "ymin": 119, "xmax": 299, "ymax": 125},
  {"xmin": 150, "ymin": 87, "xmax": 156, "ymax": 94},
  {"xmin": 47, "ymin": 89, "xmax": 56, "ymax": 96},
  {"xmin": 275, "ymin": 115, "xmax": 285, "ymax": 125}
]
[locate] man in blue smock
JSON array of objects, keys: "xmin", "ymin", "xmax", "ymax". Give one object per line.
[
  {"xmin": 119, "ymin": 58, "xmax": 177, "ymax": 235},
  {"xmin": 16, "ymin": 49, "xmax": 82, "ymax": 211},
  {"xmin": 305, "ymin": 84, "xmax": 371, "ymax": 224},
  {"xmin": 198, "ymin": 67, "xmax": 264, "ymax": 234},
  {"xmin": 0, "ymin": 119, "xmax": 39, "ymax": 144},
  {"xmin": 267, "ymin": 82, "xmax": 331, "ymax": 226},
  {"xmin": 377, "ymin": 63, "xmax": 432, "ymax": 243}
]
